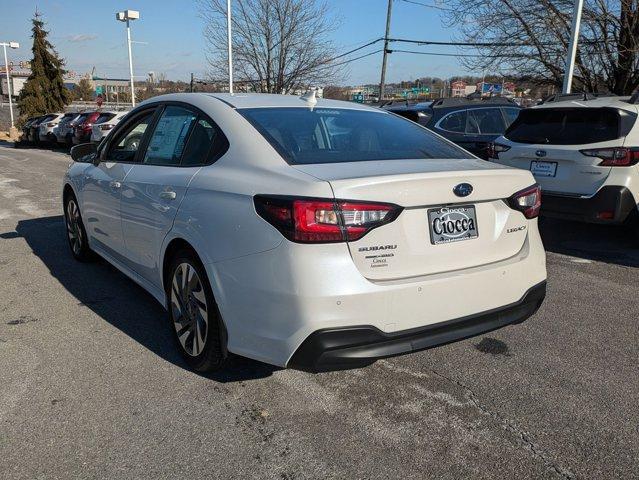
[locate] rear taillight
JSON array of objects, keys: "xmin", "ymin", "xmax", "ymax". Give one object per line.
[
  {"xmin": 580, "ymin": 147, "xmax": 639, "ymax": 167},
  {"xmin": 507, "ymin": 184, "xmax": 541, "ymax": 219},
  {"xmin": 487, "ymin": 142, "xmax": 511, "ymax": 160},
  {"xmin": 100, "ymin": 124, "xmax": 114, "ymax": 130},
  {"xmin": 254, "ymin": 196, "xmax": 402, "ymax": 243},
  {"xmin": 46, "ymin": 122, "xmax": 55, "ymax": 127}
]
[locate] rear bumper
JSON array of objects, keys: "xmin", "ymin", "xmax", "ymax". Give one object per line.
[
  {"xmin": 289, "ymin": 281, "xmax": 546, "ymax": 372},
  {"xmin": 541, "ymin": 186, "xmax": 637, "ymax": 224},
  {"xmin": 208, "ymin": 225, "xmax": 547, "ymax": 369}
]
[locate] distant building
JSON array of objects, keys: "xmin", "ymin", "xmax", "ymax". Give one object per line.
[
  {"xmin": 451, "ymin": 81, "xmax": 477, "ymax": 98},
  {"xmin": 91, "ymin": 76, "xmax": 134, "ymax": 100}
]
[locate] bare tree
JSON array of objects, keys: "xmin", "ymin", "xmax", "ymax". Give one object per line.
[
  {"xmin": 199, "ymin": 0, "xmax": 342, "ymax": 93},
  {"xmin": 443, "ymin": 0, "xmax": 639, "ymax": 94}
]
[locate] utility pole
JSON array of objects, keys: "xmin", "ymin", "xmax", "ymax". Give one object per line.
[
  {"xmin": 190, "ymin": 73, "xmax": 194, "ymax": 93},
  {"xmin": 379, "ymin": 0, "xmax": 393, "ymax": 101},
  {"xmin": 562, "ymin": 0, "xmax": 584, "ymax": 94}
]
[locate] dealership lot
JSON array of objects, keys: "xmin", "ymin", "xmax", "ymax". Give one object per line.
[{"xmin": 0, "ymin": 144, "xmax": 638, "ymax": 479}]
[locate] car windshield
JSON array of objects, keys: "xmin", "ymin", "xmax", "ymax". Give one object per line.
[
  {"xmin": 505, "ymin": 107, "xmax": 629, "ymax": 145},
  {"xmin": 239, "ymin": 107, "xmax": 472, "ymax": 165}
]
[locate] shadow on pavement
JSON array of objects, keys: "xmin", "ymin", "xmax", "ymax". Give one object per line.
[
  {"xmin": 539, "ymin": 217, "xmax": 639, "ymax": 267},
  {"xmin": 12, "ymin": 215, "xmax": 278, "ymax": 383}
]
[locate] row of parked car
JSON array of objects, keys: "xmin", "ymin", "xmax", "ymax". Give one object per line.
[
  {"xmin": 384, "ymin": 92, "xmax": 639, "ymax": 231},
  {"xmin": 19, "ymin": 110, "xmax": 129, "ymax": 148}
]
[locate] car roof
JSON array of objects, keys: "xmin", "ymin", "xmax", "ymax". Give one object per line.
[
  {"xmin": 533, "ymin": 96, "xmax": 638, "ymax": 113},
  {"xmin": 383, "ymin": 101, "xmax": 433, "ymax": 112},
  {"xmin": 384, "ymin": 97, "xmax": 518, "ymax": 113},
  {"xmin": 139, "ymin": 92, "xmax": 378, "ymax": 112}
]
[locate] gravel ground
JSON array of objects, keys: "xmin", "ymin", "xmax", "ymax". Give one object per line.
[{"xmin": 0, "ymin": 144, "xmax": 638, "ymax": 479}]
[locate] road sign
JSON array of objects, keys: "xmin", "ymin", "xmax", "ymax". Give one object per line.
[
  {"xmin": 352, "ymin": 92, "xmax": 364, "ymax": 103},
  {"xmin": 95, "ymin": 85, "xmax": 104, "ymax": 95}
]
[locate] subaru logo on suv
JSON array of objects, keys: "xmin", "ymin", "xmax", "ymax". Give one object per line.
[
  {"xmin": 453, "ymin": 183, "xmax": 473, "ymax": 197},
  {"xmin": 535, "ymin": 150, "xmax": 547, "ymax": 158}
]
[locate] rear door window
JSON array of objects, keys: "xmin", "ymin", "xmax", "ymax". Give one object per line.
[
  {"xmin": 468, "ymin": 108, "xmax": 506, "ymax": 134},
  {"xmin": 95, "ymin": 113, "xmax": 116, "ymax": 124},
  {"xmin": 142, "ymin": 106, "xmax": 197, "ymax": 166},
  {"xmin": 437, "ymin": 110, "xmax": 467, "ymax": 133},
  {"xmin": 505, "ymin": 107, "xmax": 630, "ymax": 145}
]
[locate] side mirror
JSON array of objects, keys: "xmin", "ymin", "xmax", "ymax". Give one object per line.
[{"xmin": 70, "ymin": 143, "xmax": 98, "ymax": 163}]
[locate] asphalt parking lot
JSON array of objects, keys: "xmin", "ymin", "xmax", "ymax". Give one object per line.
[{"xmin": 0, "ymin": 143, "xmax": 638, "ymax": 479}]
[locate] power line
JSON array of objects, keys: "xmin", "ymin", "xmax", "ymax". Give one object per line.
[
  {"xmin": 332, "ymin": 49, "xmax": 383, "ymax": 67},
  {"xmin": 388, "ymin": 37, "xmax": 606, "ymax": 47},
  {"xmin": 391, "ymin": 49, "xmax": 496, "ymax": 58},
  {"xmin": 391, "ymin": 49, "xmax": 540, "ymax": 59},
  {"xmin": 397, "ymin": 0, "xmax": 455, "ymax": 12},
  {"xmin": 331, "ymin": 38, "xmax": 383, "ymax": 61}
]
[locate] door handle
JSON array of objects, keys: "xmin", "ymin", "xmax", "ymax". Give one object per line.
[
  {"xmin": 109, "ymin": 181, "xmax": 121, "ymax": 189},
  {"xmin": 159, "ymin": 190, "xmax": 177, "ymax": 200}
]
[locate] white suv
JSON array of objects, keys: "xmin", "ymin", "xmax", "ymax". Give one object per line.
[{"xmin": 489, "ymin": 94, "xmax": 639, "ymax": 228}]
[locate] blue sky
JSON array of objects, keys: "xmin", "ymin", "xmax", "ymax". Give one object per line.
[{"xmin": 1, "ymin": 0, "xmax": 468, "ymax": 85}]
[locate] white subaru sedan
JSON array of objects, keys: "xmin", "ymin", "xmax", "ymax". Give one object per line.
[{"xmin": 63, "ymin": 93, "xmax": 547, "ymax": 373}]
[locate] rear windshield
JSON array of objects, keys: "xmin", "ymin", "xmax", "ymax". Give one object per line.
[
  {"xmin": 95, "ymin": 113, "xmax": 116, "ymax": 124},
  {"xmin": 239, "ymin": 107, "xmax": 472, "ymax": 165},
  {"xmin": 73, "ymin": 114, "xmax": 89, "ymax": 124},
  {"xmin": 505, "ymin": 107, "xmax": 633, "ymax": 145}
]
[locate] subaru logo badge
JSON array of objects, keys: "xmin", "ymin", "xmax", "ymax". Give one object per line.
[
  {"xmin": 453, "ymin": 183, "xmax": 473, "ymax": 197},
  {"xmin": 535, "ymin": 150, "xmax": 547, "ymax": 158}
]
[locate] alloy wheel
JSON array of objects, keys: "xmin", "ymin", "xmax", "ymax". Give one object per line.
[
  {"xmin": 170, "ymin": 262, "xmax": 209, "ymax": 357},
  {"xmin": 66, "ymin": 199, "xmax": 83, "ymax": 255}
]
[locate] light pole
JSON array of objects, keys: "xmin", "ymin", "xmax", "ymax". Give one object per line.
[
  {"xmin": 1, "ymin": 41, "xmax": 19, "ymax": 130},
  {"xmin": 562, "ymin": 0, "xmax": 584, "ymax": 94},
  {"xmin": 116, "ymin": 10, "xmax": 140, "ymax": 106},
  {"xmin": 227, "ymin": 0, "xmax": 233, "ymax": 94}
]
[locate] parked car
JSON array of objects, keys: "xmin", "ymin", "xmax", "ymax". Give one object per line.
[
  {"xmin": 39, "ymin": 113, "xmax": 74, "ymax": 143},
  {"xmin": 56, "ymin": 113, "xmax": 87, "ymax": 146},
  {"xmin": 20, "ymin": 116, "xmax": 43, "ymax": 143},
  {"xmin": 383, "ymin": 97, "xmax": 522, "ymax": 159},
  {"xmin": 63, "ymin": 93, "xmax": 546, "ymax": 373},
  {"xmin": 29, "ymin": 114, "xmax": 60, "ymax": 144},
  {"xmin": 51, "ymin": 113, "xmax": 79, "ymax": 145},
  {"xmin": 71, "ymin": 111, "xmax": 100, "ymax": 145},
  {"xmin": 91, "ymin": 111, "xmax": 129, "ymax": 143},
  {"xmin": 488, "ymin": 94, "xmax": 639, "ymax": 229}
]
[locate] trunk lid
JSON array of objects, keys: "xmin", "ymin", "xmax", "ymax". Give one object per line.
[
  {"xmin": 294, "ymin": 159, "xmax": 535, "ymax": 281},
  {"xmin": 496, "ymin": 143, "xmax": 615, "ymax": 196}
]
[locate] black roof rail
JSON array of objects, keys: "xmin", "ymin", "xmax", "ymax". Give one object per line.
[
  {"xmin": 431, "ymin": 96, "xmax": 516, "ymax": 108},
  {"xmin": 541, "ymin": 92, "xmax": 618, "ymax": 104}
]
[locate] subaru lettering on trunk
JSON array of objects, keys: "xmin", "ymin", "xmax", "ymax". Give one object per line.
[{"xmin": 428, "ymin": 205, "xmax": 479, "ymax": 244}]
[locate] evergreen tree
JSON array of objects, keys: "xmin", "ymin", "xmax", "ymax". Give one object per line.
[
  {"xmin": 17, "ymin": 12, "xmax": 71, "ymax": 121},
  {"xmin": 72, "ymin": 78, "xmax": 94, "ymax": 101}
]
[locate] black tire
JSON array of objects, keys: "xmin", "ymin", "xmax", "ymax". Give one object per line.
[
  {"xmin": 124, "ymin": 135, "xmax": 141, "ymax": 150},
  {"xmin": 64, "ymin": 193, "xmax": 96, "ymax": 262},
  {"xmin": 623, "ymin": 210, "xmax": 639, "ymax": 242},
  {"xmin": 167, "ymin": 249, "xmax": 227, "ymax": 372}
]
